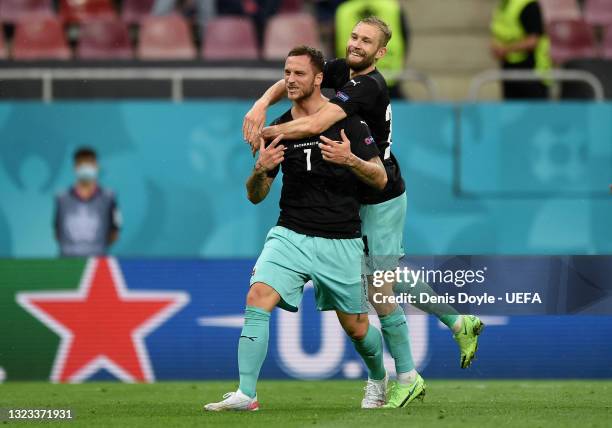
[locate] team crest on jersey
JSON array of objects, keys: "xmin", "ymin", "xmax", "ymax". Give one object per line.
[
  {"xmin": 364, "ymin": 136, "xmax": 375, "ymax": 145},
  {"xmin": 336, "ymin": 91, "xmax": 350, "ymax": 102}
]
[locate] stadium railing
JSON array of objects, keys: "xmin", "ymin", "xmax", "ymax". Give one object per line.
[
  {"xmin": 0, "ymin": 67, "xmax": 439, "ymax": 102},
  {"xmin": 468, "ymin": 69, "xmax": 606, "ymax": 101}
]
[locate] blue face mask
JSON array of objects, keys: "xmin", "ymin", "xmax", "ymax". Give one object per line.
[{"xmin": 75, "ymin": 164, "xmax": 98, "ymax": 182}]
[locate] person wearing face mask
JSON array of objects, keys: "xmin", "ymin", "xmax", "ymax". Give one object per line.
[{"xmin": 53, "ymin": 147, "xmax": 121, "ymax": 257}]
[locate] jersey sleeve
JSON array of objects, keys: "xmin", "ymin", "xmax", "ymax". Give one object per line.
[
  {"xmin": 520, "ymin": 2, "xmax": 544, "ymax": 35},
  {"xmin": 344, "ymin": 117, "xmax": 380, "ymax": 161},
  {"xmin": 329, "ymin": 75, "xmax": 379, "ymax": 117},
  {"xmin": 321, "ymin": 58, "xmax": 345, "ymax": 89}
]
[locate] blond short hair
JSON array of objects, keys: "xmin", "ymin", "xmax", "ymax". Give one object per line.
[{"xmin": 357, "ymin": 16, "xmax": 392, "ymax": 47}]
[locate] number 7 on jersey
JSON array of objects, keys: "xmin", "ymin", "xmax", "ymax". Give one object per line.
[{"xmin": 303, "ymin": 149, "xmax": 312, "ymax": 171}]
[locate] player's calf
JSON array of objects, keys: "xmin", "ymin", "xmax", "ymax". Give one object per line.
[{"xmin": 337, "ymin": 311, "xmax": 388, "ymax": 408}]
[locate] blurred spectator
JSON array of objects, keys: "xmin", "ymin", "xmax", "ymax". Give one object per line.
[
  {"xmin": 152, "ymin": 0, "xmax": 216, "ymax": 25},
  {"xmin": 334, "ymin": 0, "xmax": 410, "ymax": 98},
  {"xmin": 490, "ymin": 0, "xmax": 552, "ymax": 99},
  {"xmin": 54, "ymin": 148, "xmax": 121, "ymax": 257},
  {"xmin": 313, "ymin": 0, "xmax": 344, "ymax": 56},
  {"xmin": 227, "ymin": 0, "xmax": 282, "ymax": 46},
  {"xmin": 153, "ymin": 0, "xmax": 280, "ymax": 42}
]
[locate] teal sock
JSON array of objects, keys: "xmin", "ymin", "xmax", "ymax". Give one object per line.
[
  {"xmin": 394, "ymin": 279, "xmax": 461, "ymax": 329},
  {"xmin": 440, "ymin": 313, "xmax": 461, "ymax": 330},
  {"xmin": 237, "ymin": 306, "xmax": 271, "ymax": 398},
  {"xmin": 379, "ymin": 306, "xmax": 415, "ymax": 374},
  {"xmin": 351, "ymin": 325, "xmax": 386, "ymax": 381}
]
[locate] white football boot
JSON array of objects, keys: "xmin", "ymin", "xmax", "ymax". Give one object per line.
[
  {"xmin": 361, "ymin": 372, "xmax": 388, "ymax": 409},
  {"xmin": 204, "ymin": 390, "xmax": 260, "ymax": 412}
]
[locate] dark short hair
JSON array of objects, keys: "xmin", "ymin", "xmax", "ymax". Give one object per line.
[
  {"xmin": 74, "ymin": 147, "xmax": 97, "ymax": 163},
  {"xmin": 287, "ymin": 45, "xmax": 325, "ymax": 74}
]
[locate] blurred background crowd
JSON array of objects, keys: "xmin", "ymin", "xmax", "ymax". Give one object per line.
[{"xmin": 0, "ymin": 0, "xmax": 610, "ymax": 100}]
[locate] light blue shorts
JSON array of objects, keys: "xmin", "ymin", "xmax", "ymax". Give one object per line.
[
  {"xmin": 360, "ymin": 192, "xmax": 407, "ymax": 273},
  {"xmin": 250, "ymin": 226, "xmax": 368, "ymax": 314}
]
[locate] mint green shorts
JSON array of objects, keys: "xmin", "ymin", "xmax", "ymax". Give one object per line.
[
  {"xmin": 250, "ymin": 226, "xmax": 367, "ymax": 314},
  {"xmin": 360, "ymin": 192, "xmax": 407, "ymax": 273}
]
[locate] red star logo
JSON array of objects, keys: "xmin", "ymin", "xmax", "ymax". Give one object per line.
[{"xmin": 16, "ymin": 257, "xmax": 189, "ymax": 383}]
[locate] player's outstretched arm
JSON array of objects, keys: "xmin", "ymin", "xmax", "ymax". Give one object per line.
[
  {"xmin": 262, "ymin": 102, "xmax": 347, "ymax": 141},
  {"xmin": 320, "ymin": 130, "xmax": 387, "ymax": 190},
  {"xmin": 246, "ymin": 135, "xmax": 285, "ymax": 204},
  {"xmin": 243, "ymin": 79, "xmax": 287, "ymax": 144}
]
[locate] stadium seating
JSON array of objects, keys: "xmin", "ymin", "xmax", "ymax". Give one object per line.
[
  {"xmin": 263, "ymin": 13, "xmax": 320, "ymax": 60},
  {"xmin": 121, "ymin": 0, "xmax": 154, "ymax": 25},
  {"xmin": 539, "ymin": 0, "xmax": 581, "ymax": 23},
  {"xmin": 279, "ymin": 0, "xmax": 304, "ymax": 13},
  {"xmin": 202, "ymin": 17, "xmax": 258, "ymax": 60},
  {"xmin": 584, "ymin": 0, "xmax": 612, "ymax": 27},
  {"xmin": 548, "ymin": 19, "xmax": 598, "ymax": 64},
  {"xmin": 59, "ymin": 0, "xmax": 116, "ymax": 23},
  {"xmin": 604, "ymin": 26, "xmax": 612, "ymax": 59},
  {"xmin": 12, "ymin": 15, "xmax": 71, "ymax": 60},
  {"xmin": 0, "ymin": 0, "xmax": 53, "ymax": 23},
  {"xmin": 77, "ymin": 18, "xmax": 132, "ymax": 60},
  {"xmin": 138, "ymin": 14, "xmax": 197, "ymax": 60}
]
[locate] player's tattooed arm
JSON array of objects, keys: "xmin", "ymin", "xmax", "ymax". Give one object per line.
[
  {"xmin": 243, "ymin": 79, "xmax": 287, "ymax": 145},
  {"xmin": 262, "ymin": 103, "xmax": 346, "ymax": 140},
  {"xmin": 319, "ymin": 129, "xmax": 387, "ymax": 190},
  {"xmin": 246, "ymin": 135, "xmax": 285, "ymax": 204}
]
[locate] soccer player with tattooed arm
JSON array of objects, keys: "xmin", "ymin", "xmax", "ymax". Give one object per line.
[
  {"xmin": 243, "ymin": 16, "xmax": 484, "ymax": 408},
  {"xmin": 205, "ymin": 45, "xmax": 389, "ymax": 411}
]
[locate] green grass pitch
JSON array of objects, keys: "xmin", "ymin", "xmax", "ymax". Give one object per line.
[{"xmin": 2, "ymin": 380, "xmax": 611, "ymax": 427}]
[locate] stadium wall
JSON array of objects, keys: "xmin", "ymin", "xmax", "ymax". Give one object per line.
[
  {"xmin": 1, "ymin": 101, "xmax": 611, "ymax": 257},
  {"xmin": 1, "ymin": 257, "xmax": 611, "ymax": 382}
]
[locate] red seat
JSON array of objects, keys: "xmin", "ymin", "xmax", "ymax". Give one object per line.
[
  {"xmin": 0, "ymin": 30, "xmax": 6, "ymax": 59},
  {"xmin": 603, "ymin": 26, "xmax": 612, "ymax": 59},
  {"xmin": 584, "ymin": 0, "xmax": 612, "ymax": 27},
  {"xmin": 77, "ymin": 18, "xmax": 132, "ymax": 59},
  {"xmin": 202, "ymin": 17, "xmax": 258, "ymax": 60},
  {"xmin": 0, "ymin": 0, "xmax": 53, "ymax": 24},
  {"xmin": 12, "ymin": 15, "xmax": 71, "ymax": 60},
  {"xmin": 263, "ymin": 13, "xmax": 320, "ymax": 60},
  {"xmin": 279, "ymin": 0, "xmax": 304, "ymax": 13},
  {"xmin": 121, "ymin": 0, "xmax": 154, "ymax": 25},
  {"xmin": 539, "ymin": 0, "xmax": 581, "ymax": 24},
  {"xmin": 60, "ymin": 0, "xmax": 116, "ymax": 24},
  {"xmin": 548, "ymin": 19, "xmax": 598, "ymax": 64},
  {"xmin": 138, "ymin": 14, "xmax": 196, "ymax": 60}
]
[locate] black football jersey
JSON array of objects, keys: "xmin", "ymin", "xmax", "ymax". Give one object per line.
[
  {"xmin": 268, "ymin": 109, "xmax": 380, "ymax": 239},
  {"xmin": 322, "ymin": 58, "xmax": 405, "ymax": 204}
]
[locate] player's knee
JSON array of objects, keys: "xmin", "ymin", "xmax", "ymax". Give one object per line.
[
  {"xmin": 349, "ymin": 325, "xmax": 369, "ymax": 341},
  {"xmin": 343, "ymin": 319, "xmax": 369, "ymax": 341},
  {"xmin": 246, "ymin": 282, "xmax": 277, "ymax": 309}
]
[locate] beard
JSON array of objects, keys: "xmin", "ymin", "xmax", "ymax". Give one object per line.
[
  {"xmin": 288, "ymin": 82, "xmax": 315, "ymax": 101},
  {"xmin": 345, "ymin": 47, "xmax": 377, "ymax": 72}
]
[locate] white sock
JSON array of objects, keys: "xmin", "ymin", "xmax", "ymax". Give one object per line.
[
  {"xmin": 369, "ymin": 373, "xmax": 387, "ymax": 384},
  {"xmin": 451, "ymin": 315, "xmax": 464, "ymax": 333},
  {"xmin": 397, "ymin": 369, "xmax": 418, "ymax": 385}
]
